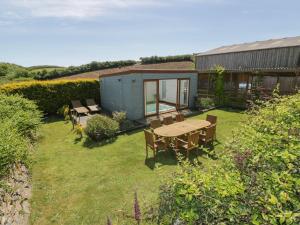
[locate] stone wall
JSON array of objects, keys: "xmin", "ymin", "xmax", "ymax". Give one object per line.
[{"xmin": 0, "ymin": 164, "xmax": 31, "ymax": 225}]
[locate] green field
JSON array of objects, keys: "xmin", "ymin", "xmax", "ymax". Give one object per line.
[{"xmin": 30, "ymin": 109, "xmax": 246, "ymax": 224}]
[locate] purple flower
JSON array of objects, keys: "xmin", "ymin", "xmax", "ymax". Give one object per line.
[
  {"xmin": 233, "ymin": 149, "xmax": 252, "ymax": 170},
  {"xmin": 134, "ymin": 191, "xmax": 141, "ymax": 224},
  {"xmin": 107, "ymin": 216, "xmax": 112, "ymax": 225}
]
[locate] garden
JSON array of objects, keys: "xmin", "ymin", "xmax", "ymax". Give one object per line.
[
  {"xmin": 0, "ymin": 78, "xmax": 299, "ymax": 224},
  {"xmin": 30, "ymin": 109, "xmax": 245, "ymax": 224}
]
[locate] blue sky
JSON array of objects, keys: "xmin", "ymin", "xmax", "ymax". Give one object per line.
[{"xmin": 0, "ymin": 0, "xmax": 299, "ymax": 67}]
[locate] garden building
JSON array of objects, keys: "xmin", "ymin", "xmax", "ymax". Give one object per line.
[
  {"xmin": 100, "ymin": 69, "xmax": 198, "ymax": 120},
  {"xmin": 195, "ymin": 36, "xmax": 300, "ymax": 106}
]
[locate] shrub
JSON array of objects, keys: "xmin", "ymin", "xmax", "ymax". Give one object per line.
[
  {"xmin": 199, "ymin": 97, "xmax": 215, "ymax": 109},
  {"xmin": 158, "ymin": 92, "xmax": 300, "ymax": 224},
  {"xmin": 33, "ymin": 60, "xmax": 136, "ymax": 80},
  {"xmin": 0, "ymin": 122, "xmax": 29, "ymax": 177},
  {"xmin": 0, "ymin": 79, "xmax": 100, "ymax": 114},
  {"xmin": 121, "ymin": 120, "xmax": 135, "ymax": 131},
  {"xmin": 0, "ymin": 93, "xmax": 41, "ymax": 178},
  {"xmin": 0, "ymin": 93, "xmax": 42, "ymax": 138},
  {"xmin": 85, "ymin": 115, "xmax": 119, "ymax": 141},
  {"xmin": 140, "ymin": 55, "xmax": 193, "ymax": 64},
  {"xmin": 57, "ymin": 105, "xmax": 70, "ymax": 120},
  {"xmin": 112, "ymin": 111, "xmax": 127, "ymax": 124}
]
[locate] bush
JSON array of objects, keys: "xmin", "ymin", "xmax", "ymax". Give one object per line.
[
  {"xmin": 199, "ymin": 97, "xmax": 215, "ymax": 109},
  {"xmin": 120, "ymin": 120, "xmax": 135, "ymax": 131},
  {"xmin": 112, "ymin": 111, "xmax": 127, "ymax": 124},
  {"xmin": 57, "ymin": 105, "xmax": 70, "ymax": 120},
  {"xmin": 140, "ymin": 54, "xmax": 193, "ymax": 64},
  {"xmin": 33, "ymin": 60, "xmax": 136, "ymax": 80},
  {"xmin": 0, "ymin": 93, "xmax": 41, "ymax": 178},
  {"xmin": 0, "ymin": 93, "xmax": 42, "ymax": 138},
  {"xmin": 0, "ymin": 122, "xmax": 29, "ymax": 177},
  {"xmin": 0, "ymin": 79, "xmax": 100, "ymax": 114},
  {"xmin": 85, "ymin": 115, "xmax": 119, "ymax": 141},
  {"xmin": 158, "ymin": 92, "xmax": 300, "ymax": 224}
]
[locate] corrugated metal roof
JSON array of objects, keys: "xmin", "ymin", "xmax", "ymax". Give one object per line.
[{"xmin": 197, "ymin": 36, "xmax": 300, "ymax": 56}]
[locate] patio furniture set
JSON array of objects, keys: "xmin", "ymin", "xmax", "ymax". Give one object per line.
[
  {"xmin": 70, "ymin": 99, "xmax": 101, "ymax": 126},
  {"xmin": 144, "ymin": 114, "xmax": 217, "ymax": 159}
]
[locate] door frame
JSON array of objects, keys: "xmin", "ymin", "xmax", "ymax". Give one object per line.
[
  {"xmin": 143, "ymin": 78, "xmax": 190, "ymax": 117},
  {"xmin": 143, "ymin": 79, "xmax": 159, "ymax": 117},
  {"xmin": 177, "ymin": 78, "xmax": 190, "ymax": 110}
]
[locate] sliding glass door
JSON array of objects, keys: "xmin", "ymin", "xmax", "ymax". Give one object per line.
[
  {"xmin": 144, "ymin": 81, "xmax": 158, "ymax": 116},
  {"xmin": 144, "ymin": 78, "xmax": 190, "ymax": 117},
  {"xmin": 178, "ymin": 79, "xmax": 189, "ymax": 109}
]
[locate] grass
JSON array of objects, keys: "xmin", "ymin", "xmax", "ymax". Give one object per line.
[
  {"xmin": 29, "ymin": 67, "xmax": 65, "ymax": 73},
  {"xmin": 30, "ymin": 109, "xmax": 247, "ymax": 224}
]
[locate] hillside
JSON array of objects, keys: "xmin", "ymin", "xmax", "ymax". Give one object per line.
[{"xmin": 56, "ymin": 61, "xmax": 195, "ymax": 80}]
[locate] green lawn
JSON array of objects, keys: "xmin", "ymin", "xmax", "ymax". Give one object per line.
[{"xmin": 30, "ymin": 109, "xmax": 246, "ymax": 224}]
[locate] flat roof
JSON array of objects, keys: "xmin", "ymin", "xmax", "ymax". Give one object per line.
[
  {"xmin": 196, "ymin": 36, "xmax": 300, "ymax": 56},
  {"xmin": 100, "ymin": 69, "xmax": 198, "ymax": 78}
]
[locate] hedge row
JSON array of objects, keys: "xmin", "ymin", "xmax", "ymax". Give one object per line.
[
  {"xmin": 0, "ymin": 93, "xmax": 42, "ymax": 177},
  {"xmin": 140, "ymin": 54, "xmax": 193, "ymax": 64},
  {"xmin": 0, "ymin": 79, "xmax": 100, "ymax": 114},
  {"xmin": 34, "ymin": 60, "xmax": 137, "ymax": 80}
]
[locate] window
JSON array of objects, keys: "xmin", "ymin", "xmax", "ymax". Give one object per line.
[{"xmin": 161, "ymin": 80, "xmax": 166, "ymax": 99}]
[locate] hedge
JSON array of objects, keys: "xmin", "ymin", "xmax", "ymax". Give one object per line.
[
  {"xmin": 0, "ymin": 79, "xmax": 100, "ymax": 114},
  {"xmin": 0, "ymin": 94, "xmax": 41, "ymax": 177},
  {"xmin": 140, "ymin": 54, "xmax": 193, "ymax": 64},
  {"xmin": 34, "ymin": 60, "xmax": 137, "ymax": 80}
]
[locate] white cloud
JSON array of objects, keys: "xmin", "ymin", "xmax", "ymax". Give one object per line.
[
  {"xmin": 6, "ymin": 0, "xmax": 168, "ymax": 19},
  {"xmin": 2, "ymin": 0, "xmax": 223, "ymax": 19}
]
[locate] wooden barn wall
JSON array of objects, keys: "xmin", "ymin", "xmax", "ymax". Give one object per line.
[
  {"xmin": 196, "ymin": 46, "xmax": 300, "ymax": 71},
  {"xmin": 197, "ymin": 72, "xmax": 299, "ymax": 108}
]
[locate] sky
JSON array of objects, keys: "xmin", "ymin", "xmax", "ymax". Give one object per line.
[{"xmin": 0, "ymin": 0, "xmax": 299, "ymax": 67}]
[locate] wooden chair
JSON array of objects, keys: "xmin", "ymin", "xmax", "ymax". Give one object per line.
[
  {"xmin": 150, "ymin": 119, "xmax": 162, "ymax": 130},
  {"xmin": 175, "ymin": 131, "xmax": 200, "ymax": 158},
  {"xmin": 144, "ymin": 129, "xmax": 167, "ymax": 159},
  {"xmin": 176, "ymin": 114, "xmax": 185, "ymax": 122},
  {"xmin": 206, "ymin": 115, "xmax": 217, "ymax": 125},
  {"xmin": 163, "ymin": 116, "xmax": 174, "ymax": 125},
  {"xmin": 206, "ymin": 114, "xmax": 217, "ymax": 140},
  {"xmin": 199, "ymin": 125, "xmax": 215, "ymax": 146},
  {"xmin": 86, "ymin": 99, "xmax": 101, "ymax": 113},
  {"xmin": 71, "ymin": 100, "xmax": 89, "ymax": 115}
]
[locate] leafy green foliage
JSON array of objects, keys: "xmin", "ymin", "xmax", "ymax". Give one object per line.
[
  {"xmin": 198, "ymin": 97, "xmax": 215, "ymax": 109},
  {"xmin": 0, "ymin": 93, "xmax": 42, "ymax": 138},
  {"xmin": 85, "ymin": 115, "xmax": 119, "ymax": 141},
  {"xmin": 27, "ymin": 65, "xmax": 64, "ymax": 71},
  {"xmin": 0, "ymin": 79, "xmax": 100, "ymax": 114},
  {"xmin": 158, "ymin": 92, "xmax": 300, "ymax": 224},
  {"xmin": 0, "ymin": 122, "xmax": 29, "ymax": 177},
  {"xmin": 140, "ymin": 55, "xmax": 193, "ymax": 64},
  {"xmin": 33, "ymin": 60, "xmax": 136, "ymax": 80},
  {"xmin": 213, "ymin": 65, "xmax": 225, "ymax": 105},
  {"xmin": 57, "ymin": 105, "xmax": 70, "ymax": 120},
  {"xmin": 0, "ymin": 62, "xmax": 34, "ymax": 83},
  {"xmin": 0, "ymin": 94, "xmax": 41, "ymax": 177},
  {"xmin": 112, "ymin": 111, "xmax": 127, "ymax": 124}
]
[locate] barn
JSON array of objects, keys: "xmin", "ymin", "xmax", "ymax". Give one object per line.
[{"xmin": 195, "ymin": 36, "xmax": 300, "ymax": 106}]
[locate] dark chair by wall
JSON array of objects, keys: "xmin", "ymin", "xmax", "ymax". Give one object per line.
[
  {"xmin": 176, "ymin": 114, "xmax": 185, "ymax": 122},
  {"xmin": 86, "ymin": 99, "xmax": 101, "ymax": 113},
  {"xmin": 163, "ymin": 116, "xmax": 174, "ymax": 125},
  {"xmin": 150, "ymin": 119, "xmax": 162, "ymax": 130}
]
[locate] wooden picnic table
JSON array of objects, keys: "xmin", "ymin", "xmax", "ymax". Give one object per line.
[{"xmin": 154, "ymin": 119, "xmax": 211, "ymax": 138}]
